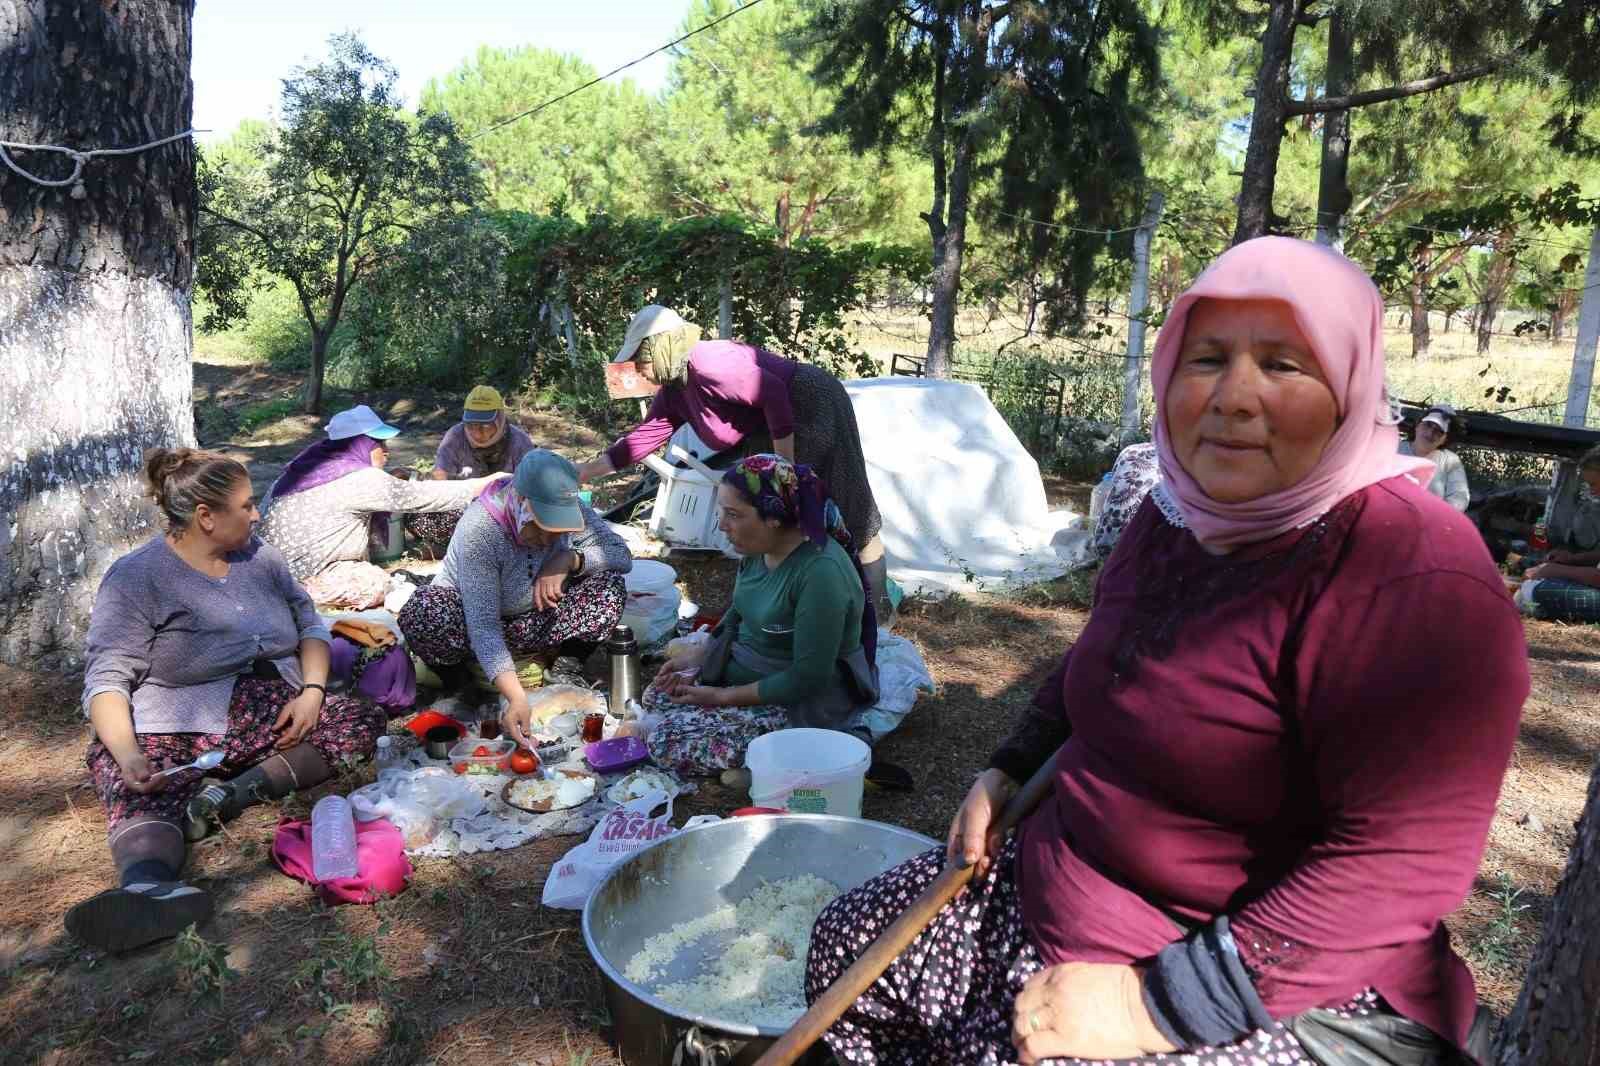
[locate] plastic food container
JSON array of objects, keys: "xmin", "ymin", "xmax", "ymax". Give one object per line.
[
  {"xmin": 448, "ymin": 737, "xmax": 514, "ymax": 776},
  {"xmin": 584, "ymin": 736, "xmax": 649, "ymax": 775},
  {"xmin": 407, "ymin": 709, "xmax": 467, "ymax": 743}
]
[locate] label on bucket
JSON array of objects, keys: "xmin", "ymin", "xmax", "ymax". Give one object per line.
[{"xmin": 787, "ymin": 788, "xmax": 827, "ymax": 814}]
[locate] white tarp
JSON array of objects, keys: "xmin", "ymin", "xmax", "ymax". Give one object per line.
[
  {"xmin": 665, "ymin": 378, "xmax": 1086, "ymax": 594},
  {"xmin": 843, "ymin": 378, "xmax": 1086, "ymax": 595}
]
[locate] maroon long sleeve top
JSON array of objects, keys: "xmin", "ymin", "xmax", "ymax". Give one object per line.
[
  {"xmin": 605, "ymin": 341, "xmax": 798, "ymax": 469},
  {"xmin": 1014, "ymin": 477, "xmax": 1528, "ymax": 1049}
]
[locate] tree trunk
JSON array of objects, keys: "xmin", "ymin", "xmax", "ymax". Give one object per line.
[
  {"xmin": 1314, "ymin": 11, "xmax": 1354, "ymax": 249},
  {"xmin": 1232, "ymin": 0, "xmax": 1299, "ymax": 245},
  {"xmin": 0, "ymin": 0, "xmax": 196, "ymax": 669},
  {"xmin": 775, "ymin": 187, "xmax": 792, "ymax": 249},
  {"xmin": 1552, "ymin": 286, "xmax": 1578, "ymax": 341},
  {"xmin": 926, "ymin": 127, "xmax": 973, "ymax": 380},
  {"xmin": 304, "ymin": 330, "xmax": 329, "ymax": 414},
  {"xmin": 1477, "ymin": 241, "xmax": 1516, "ymax": 355},
  {"xmin": 1495, "ymin": 758, "xmax": 1600, "ymax": 1065},
  {"xmin": 1411, "ymin": 280, "xmax": 1432, "ymax": 358},
  {"xmin": 921, "ymin": 40, "xmax": 952, "ymax": 379},
  {"xmin": 924, "ymin": 3, "xmax": 991, "ymax": 379}
]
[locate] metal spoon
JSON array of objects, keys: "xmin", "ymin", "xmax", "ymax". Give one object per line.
[{"xmin": 152, "ymin": 749, "xmax": 225, "ymax": 780}]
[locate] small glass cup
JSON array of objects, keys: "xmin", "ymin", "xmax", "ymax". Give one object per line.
[{"xmin": 581, "ymin": 711, "xmax": 606, "ymax": 744}]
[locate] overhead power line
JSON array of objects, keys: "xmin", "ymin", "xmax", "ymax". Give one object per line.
[{"xmin": 468, "ymin": 0, "xmax": 769, "ymax": 141}]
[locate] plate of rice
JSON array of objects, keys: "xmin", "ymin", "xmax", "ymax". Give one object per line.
[{"xmin": 503, "ymin": 768, "xmax": 598, "ymax": 813}]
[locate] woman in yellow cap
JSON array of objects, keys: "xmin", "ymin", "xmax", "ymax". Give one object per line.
[
  {"xmin": 575, "ymin": 305, "xmax": 890, "ymax": 617},
  {"xmin": 409, "ymin": 386, "xmax": 537, "ymax": 555}
]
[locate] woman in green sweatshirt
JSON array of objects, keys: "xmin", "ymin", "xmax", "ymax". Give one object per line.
[{"xmin": 639, "ymin": 454, "xmax": 879, "ymax": 775}]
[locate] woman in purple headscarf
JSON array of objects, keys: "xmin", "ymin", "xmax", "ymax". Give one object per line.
[
  {"xmin": 636, "ymin": 453, "xmax": 878, "ymax": 776},
  {"xmin": 257, "ymin": 405, "xmax": 503, "ymax": 588}
]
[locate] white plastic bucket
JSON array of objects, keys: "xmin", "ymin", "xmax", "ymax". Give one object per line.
[
  {"xmin": 622, "ymin": 559, "xmax": 681, "ymax": 647},
  {"xmin": 624, "ymin": 559, "xmax": 677, "ymax": 595},
  {"xmin": 745, "ymin": 728, "xmax": 872, "ymax": 818}
]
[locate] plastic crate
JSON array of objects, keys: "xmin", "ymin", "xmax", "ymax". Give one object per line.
[{"xmin": 642, "ymin": 448, "xmax": 738, "ymax": 557}]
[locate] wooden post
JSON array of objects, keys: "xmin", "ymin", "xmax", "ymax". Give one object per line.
[
  {"xmin": 719, "ymin": 273, "xmax": 734, "ymax": 339},
  {"xmin": 1545, "ymin": 224, "xmax": 1600, "ymax": 540},
  {"xmin": 1121, "ymin": 191, "xmax": 1165, "ymax": 443}
]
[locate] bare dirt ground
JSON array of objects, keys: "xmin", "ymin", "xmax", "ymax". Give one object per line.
[{"xmin": 0, "ymin": 365, "xmax": 1591, "ymax": 1064}]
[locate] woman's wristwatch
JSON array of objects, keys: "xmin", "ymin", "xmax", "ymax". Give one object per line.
[{"xmin": 301, "ymin": 682, "xmax": 327, "ymax": 701}]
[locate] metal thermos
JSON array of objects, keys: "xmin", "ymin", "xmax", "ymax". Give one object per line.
[{"xmin": 606, "ymin": 624, "xmax": 641, "ymax": 716}]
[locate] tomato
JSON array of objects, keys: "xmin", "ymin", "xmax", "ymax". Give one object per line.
[
  {"xmin": 453, "ymin": 762, "xmax": 467, "ymax": 774},
  {"xmin": 510, "ymin": 748, "xmax": 539, "ymax": 775},
  {"xmin": 473, "ymin": 745, "xmax": 491, "ymax": 758}
]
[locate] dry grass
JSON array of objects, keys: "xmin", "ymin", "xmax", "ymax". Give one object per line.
[{"xmin": 844, "ymin": 305, "xmax": 1589, "ymax": 429}]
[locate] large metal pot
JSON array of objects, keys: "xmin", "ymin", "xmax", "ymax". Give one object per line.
[{"xmin": 582, "ymin": 814, "xmax": 938, "ymax": 1066}]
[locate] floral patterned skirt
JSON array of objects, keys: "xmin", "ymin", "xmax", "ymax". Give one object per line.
[
  {"xmin": 806, "ymin": 837, "xmax": 1380, "ymax": 1066},
  {"xmin": 85, "ymin": 677, "xmax": 385, "ymax": 834},
  {"xmin": 640, "ymin": 684, "xmax": 789, "ymax": 775},
  {"xmin": 405, "ymin": 509, "xmax": 463, "ymax": 557},
  {"xmin": 397, "ymin": 574, "xmax": 626, "ymax": 668}
]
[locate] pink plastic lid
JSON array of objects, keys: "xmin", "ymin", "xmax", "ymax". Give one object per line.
[{"xmin": 584, "ymin": 736, "xmax": 649, "ymax": 774}]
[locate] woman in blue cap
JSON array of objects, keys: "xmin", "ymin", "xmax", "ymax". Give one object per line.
[
  {"xmin": 257, "ymin": 404, "xmax": 501, "ymax": 591},
  {"xmin": 396, "ymin": 450, "xmax": 633, "ymax": 738}
]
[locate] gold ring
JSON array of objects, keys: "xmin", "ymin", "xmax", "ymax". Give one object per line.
[{"xmin": 1028, "ymin": 1009, "xmax": 1042, "ymax": 1035}]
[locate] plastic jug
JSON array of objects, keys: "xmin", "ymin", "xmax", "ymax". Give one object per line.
[{"xmin": 311, "ymin": 794, "xmax": 360, "ymax": 881}]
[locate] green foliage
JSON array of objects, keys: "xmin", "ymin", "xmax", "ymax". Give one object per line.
[
  {"xmin": 499, "ymin": 212, "xmax": 924, "ymax": 381},
  {"xmin": 422, "ymin": 47, "xmax": 654, "ymax": 216},
  {"xmin": 801, "ymin": 0, "xmax": 1160, "ymax": 335},
  {"xmin": 1467, "ymin": 870, "xmax": 1533, "ymax": 976},
  {"xmin": 172, "ymin": 926, "xmax": 234, "ymax": 1001},
  {"xmin": 238, "ymin": 398, "xmax": 301, "ymax": 434},
  {"xmin": 324, "ymin": 209, "xmax": 922, "ymax": 396},
  {"xmin": 293, "ymin": 926, "xmax": 393, "ymax": 1012},
  {"xmin": 197, "ymin": 33, "xmax": 483, "ymax": 411},
  {"xmin": 652, "ymin": 0, "xmax": 930, "ymax": 247}
]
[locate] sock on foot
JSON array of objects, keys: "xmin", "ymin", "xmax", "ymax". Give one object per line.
[{"xmin": 120, "ymin": 859, "xmax": 179, "ymax": 887}]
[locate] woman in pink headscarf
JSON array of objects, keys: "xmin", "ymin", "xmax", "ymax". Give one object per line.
[{"xmin": 804, "ymin": 239, "xmax": 1528, "ymax": 1066}]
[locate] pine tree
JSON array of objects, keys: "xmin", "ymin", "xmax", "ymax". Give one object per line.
[{"xmin": 799, "ymin": 0, "xmax": 1157, "ymax": 376}]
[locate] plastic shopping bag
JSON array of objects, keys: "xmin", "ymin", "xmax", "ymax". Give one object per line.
[{"xmin": 541, "ymin": 789, "xmax": 676, "ymax": 909}]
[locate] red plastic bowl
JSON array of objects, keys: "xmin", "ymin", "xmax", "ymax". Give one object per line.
[
  {"xmin": 406, "ymin": 709, "xmax": 466, "ymax": 743},
  {"xmin": 731, "ymin": 807, "xmax": 786, "ymax": 817}
]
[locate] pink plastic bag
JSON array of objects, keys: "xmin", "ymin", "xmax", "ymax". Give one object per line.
[{"xmin": 272, "ymin": 816, "xmax": 413, "ymax": 905}]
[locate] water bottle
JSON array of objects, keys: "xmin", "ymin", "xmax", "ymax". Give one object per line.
[
  {"xmin": 374, "ymin": 735, "xmax": 399, "ymax": 770},
  {"xmin": 311, "ymin": 794, "xmax": 360, "ymax": 881},
  {"xmin": 1088, "ymin": 472, "xmax": 1114, "ymax": 528}
]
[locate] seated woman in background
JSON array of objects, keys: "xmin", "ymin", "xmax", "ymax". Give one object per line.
[
  {"xmin": 1091, "ymin": 442, "xmax": 1160, "ymax": 563},
  {"xmin": 65, "ymin": 449, "xmax": 385, "ymax": 953},
  {"xmin": 1399, "ymin": 404, "xmax": 1470, "ymax": 511},
  {"xmin": 637, "ymin": 454, "xmax": 878, "ymax": 777},
  {"xmin": 256, "ymin": 404, "xmax": 503, "ymax": 605},
  {"xmin": 407, "ymin": 385, "xmax": 537, "ymax": 556},
  {"xmin": 1518, "ymin": 445, "xmax": 1600, "ymax": 621},
  {"xmin": 804, "ymin": 238, "xmax": 1525, "ymax": 1066},
  {"xmin": 398, "ymin": 450, "xmax": 631, "ymax": 733}
]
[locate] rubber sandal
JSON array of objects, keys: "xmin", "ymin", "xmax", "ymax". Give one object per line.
[{"xmin": 64, "ymin": 881, "xmax": 213, "ymax": 953}]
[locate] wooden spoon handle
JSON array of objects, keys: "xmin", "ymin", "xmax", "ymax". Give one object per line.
[{"xmin": 755, "ymin": 748, "xmax": 1062, "ymax": 1066}]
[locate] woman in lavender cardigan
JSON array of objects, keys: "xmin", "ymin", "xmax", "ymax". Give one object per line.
[{"xmin": 65, "ymin": 449, "xmax": 386, "ymax": 953}]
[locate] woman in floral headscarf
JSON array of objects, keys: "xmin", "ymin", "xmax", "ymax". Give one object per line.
[
  {"xmin": 575, "ymin": 305, "xmax": 893, "ymax": 621},
  {"xmin": 637, "ymin": 454, "xmax": 878, "ymax": 775}
]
